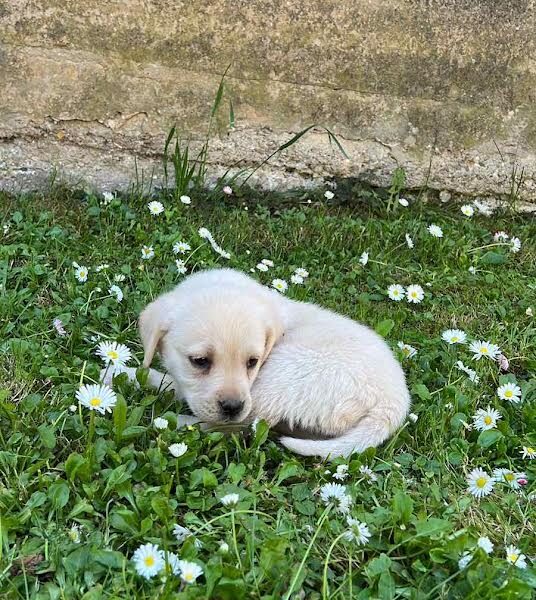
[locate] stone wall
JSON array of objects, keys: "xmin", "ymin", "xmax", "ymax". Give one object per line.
[{"xmin": 1, "ymin": 0, "xmax": 536, "ymax": 201}]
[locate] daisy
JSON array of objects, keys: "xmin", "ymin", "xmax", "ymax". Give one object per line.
[
  {"xmin": 256, "ymin": 263, "xmax": 269, "ymax": 272},
  {"xmin": 397, "ymin": 341, "xmax": 417, "ymax": 359},
  {"xmin": 109, "ymin": 284, "xmax": 123, "ymax": 302},
  {"xmin": 173, "ymin": 524, "xmax": 194, "ymax": 543},
  {"xmin": 332, "ymin": 464, "xmax": 349, "ymax": 481},
  {"xmin": 132, "ymin": 543, "xmax": 164, "ymax": 580},
  {"xmin": 95, "ymin": 264, "xmax": 109, "ymax": 272},
  {"xmin": 76, "ymin": 383, "xmax": 117, "ymax": 414},
  {"xmin": 359, "ymin": 252, "xmax": 369, "ymax": 266},
  {"xmin": 441, "ymin": 329, "xmax": 467, "ymax": 344},
  {"xmin": 408, "ymin": 413, "xmax": 418, "ymax": 423},
  {"xmin": 472, "ymin": 406, "xmax": 501, "ymax": 431},
  {"xmin": 141, "ymin": 245, "xmax": 154, "ymax": 260},
  {"xmin": 497, "ymin": 353, "xmax": 509, "ymax": 372},
  {"xmin": 74, "ymin": 265, "xmax": 89, "ymax": 282},
  {"xmin": 262, "ymin": 259, "xmax": 274, "ymax": 267},
  {"xmin": 180, "ymin": 195, "xmax": 191, "ymax": 204},
  {"xmin": 497, "ymin": 382, "xmax": 522, "ymax": 404},
  {"xmin": 220, "ymin": 493, "xmax": 240, "ymax": 506},
  {"xmin": 154, "ymin": 417, "xmax": 169, "ymax": 430},
  {"xmin": 474, "ymin": 200, "xmax": 493, "ymax": 216},
  {"xmin": 428, "ymin": 224, "xmax": 443, "ymax": 238},
  {"xmin": 147, "ymin": 200, "xmax": 164, "ymax": 215},
  {"xmin": 510, "ymin": 237, "xmax": 521, "ymax": 253},
  {"xmin": 343, "ymin": 518, "xmax": 371, "ymax": 545},
  {"xmin": 458, "ymin": 551, "xmax": 473, "ymax": 569},
  {"xmin": 294, "ymin": 268, "xmax": 309, "ymax": 278},
  {"xmin": 272, "ymin": 279, "xmax": 288, "ymax": 294},
  {"xmin": 505, "ymin": 545, "xmax": 527, "ymax": 569},
  {"xmin": 477, "ymin": 536, "xmax": 494, "ymax": 554},
  {"xmin": 291, "ymin": 274, "xmax": 304, "ymax": 285},
  {"xmin": 96, "ymin": 341, "xmax": 132, "ymax": 367},
  {"xmin": 178, "ymin": 560, "xmax": 203, "ymax": 583},
  {"xmin": 69, "ymin": 405, "xmax": 77, "ymax": 412},
  {"xmin": 520, "ymin": 446, "xmax": 536, "ymax": 459},
  {"xmin": 218, "ymin": 541, "xmax": 229, "ymax": 553},
  {"xmin": 461, "ymin": 205, "xmax": 474, "ymax": 217},
  {"xmin": 114, "ymin": 273, "xmax": 126, "ymax": 282},
  {"xmin": 102, "ymin": 191, "xmax": 114, "ymax": 205},
  {"xmin": 405, "ymin": 233, "xmax": 414, "ymax": 249},
  {"xmin": 493, "ymin": 231, "xmax": 509, "ymax": 242},
  {"xmin": 173, "ymin": 241, "xmax": 191, "ymax": 254},
  {"xmin": 222, "ymin": 185, "xmax": 233, "ymax": 195},
  {"xmin": 169, "ymin": 442, "xmax": 188, "ymax": 457},
  {"xmin": 398, "ymin": 197, "xmax": 409, "ymax": 207},
  {"xmin": 467, "ymin": 468, "xmax": 494, "ymax": 498},
  {"xmin": 324, "ymin": 190, "xmax": 334, "ymax": 200},
  {"xmin": 406, "ymin": 284, "xmax": 424, "ymax": 304},
  {"xmin": 53, "ymin": 318, "xmax": 67, "ymax": 336},
  {"xmin": 493, "ymin": 468, "xmax": 526, "ymax": 490},
  {"xmin": 387, "ymin": 284, "xmax": 405, "ymax": 301},
  {"xmin": 455, "ymin": 360, "xmax": 480, "ymax": 383},
  {"xmin": 469, "ymin": 340, "xmax": 500, "ymax": 361},
  {"xmin": 164, "ymin": 552, "xmax": 181, "ymax": 576},
  {"xmin": 68, "ymin": 524, "xmax": 81, "ymax": 544},
  {"xmin": 198, "ymin": 227, "xmax": 230, "ymax": 259},
  {"xmin": 359, "ymin": 465, "xmax": 378, "ymax": 482},
  {"xmin": 319, "ymin": 483, "xmax": 352, "ymax": 513},
  {"xmin": 175, "ymin": 259, "xmax": 187, "ymax": 274}
]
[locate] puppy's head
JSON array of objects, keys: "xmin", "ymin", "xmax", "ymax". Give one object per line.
[{"xmin": 139, "ymin": 286, "xmax": 283, "ymax": 423}]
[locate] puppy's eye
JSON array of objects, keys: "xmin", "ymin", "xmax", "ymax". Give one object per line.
[
  {"xmin": 247, "ymin": 357, "xmax": 259, "ymax": 369},
  {"xmin": 189, "ymin": 356, "xmax": 211, "ymax": 370}
]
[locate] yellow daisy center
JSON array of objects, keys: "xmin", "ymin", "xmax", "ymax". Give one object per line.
[
  {"xmin": 184, "ymin": 573, "xmax": 194, "ymax": 582},
  {"xmin": 504, "ymin": 390, "xmax": 513, "ymax": 398},
  {"xmin": 144, "ymin": 556, "xmax": 155, "ymax": 567},
  {"xmin": 480, "ymin": 347, "xmax": 488, "ymax": 353},
  {"xmin": 80, "ymin": 271, "xmax": 86, "ymax": 277},
  {"xmin": 504, "ymin": 473, "xmax": 514, "ymax": 482},
  {"xmin": 107, "ymin": 350, "xmax": 119, "ymax": 360},
  {"xmin": 476, "ymin": 477, "xmax": 487, "ymax": 488},
  {"xmin": 484, "ymin": 416, "xmax": 492, "ymax": 425},
  {"xmin": 527, "ymin": 447, "xmax": 535, "ymax": 453},
  {"xmin": 90, "ymin": 397, "xmax": 102, "ymax": 407},
  {"xmin": 452, "ymin": 336, "xmax": 458, "ymax": 342},
  {"xmin": 508, "ymin": 553, "xmax": 518, "ymax": 562},
  {"xmin": 411, "ymin": 292, "xmax": 417, "ymax": 298}
]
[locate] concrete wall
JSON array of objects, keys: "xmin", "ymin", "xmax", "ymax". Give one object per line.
[{"xmin": 1, "ymin": 0, "xmax": 536, "ymax": 200}]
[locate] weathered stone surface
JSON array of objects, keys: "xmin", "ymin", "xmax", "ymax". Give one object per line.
[{"xmin": 1, "ymin": 0, "xmax": 536, "ymax": 200}]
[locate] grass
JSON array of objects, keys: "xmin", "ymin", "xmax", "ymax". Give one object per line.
[{"xmin": 0, "ymin": 184, "xmax": 535, "ymax": 599}]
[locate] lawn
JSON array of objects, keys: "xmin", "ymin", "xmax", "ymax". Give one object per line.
[{"xmin": 0, "ymin": 184, "xmax": 535, "ymax": 599}]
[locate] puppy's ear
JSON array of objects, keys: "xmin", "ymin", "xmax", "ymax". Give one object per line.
[
  {"xmin": 139, "ymin": 297, "xmax": 169, "ymax": 368},
  {"xmin": 261, "ymin": 313, "xmax": 284, "ymax": 365}
]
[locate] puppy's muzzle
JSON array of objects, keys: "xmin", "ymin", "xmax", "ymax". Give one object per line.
[{"xmin": 218, "ymin": 398, "xmax": 244, "ymax": 420}]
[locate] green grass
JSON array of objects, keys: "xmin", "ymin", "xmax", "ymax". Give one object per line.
[{"xmin": 0, "ymin": 186, "xmax": 535, "ymax": 599}]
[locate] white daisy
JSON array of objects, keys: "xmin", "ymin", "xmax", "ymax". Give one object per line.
[
  {"xmin": 469, "ymin": 340, "xmax": 500, "ymax": 361},
  {"xmin": 406, "ymin": 284, "xmax": 424, "ymax": 304},
  {"xmin": 467, "ymin": 468, "xmax": 494, "ymax": 498},
  {"xmin": 468, "ymin": 266, "xmax": 477, "ymax": 274},
  {"xmin": 218, "ymin": 541, "xmax": 229, "ymax": 553},
  {"xmin": 198, "ymin": 227, "xmax": 230, "ymax": 259},
  {"xmin": 256, "ymin": 263, "xmax": 269, "ymax": 272},
  {"xmin": 397, "ymin": 341, "xmax": 417, "ymax": 359},
  {"xmin": 141, "ymin": 245, "xmax": 154, "ymax": 260},
  {"xmin": 109, "ymin": 284, "xmax": 123, "ymax": 302},
  {"xmin": 74, "ymin": 265, "xmax": 89, "ymax": 282},
  {"xmin": 493, "ymin": 231, "xmax": 509, "ymax": 242},
  {"xmin": 324, "ymin": 190, "xmax": 334, "ymax": 200},
  {"xmin": 178, "ymin": 560, "xmax": 203, "ymax": 583},
  {"xmin": 169, "ymin": 442, "xmax": 188, "ymax": 457},
  {"xmin": 474, "ymin": 200, "xmax": 493, "ymax": 216},
  {"xmin": 132, "ymin": 543, "xmax": 164, "ymax": 580},
  {"xmin": 359, "ymin": 252, "xmax": 369, "ymax": 266},
  {"xmin": 294, "ymin": 268, "xmax": 309, "ymax": 278},
  {"xmin": 472, "ymin": 406, "xmax": 501, "ymax": 431},
  {"xmin": 408, "ymin": 413, "xmax": 419, "ymax": 423},
  {"xmin": 476, "ymin": 536, "xmax": 494, "ymax": 554},
  {"xmin": 343, "ymin": 518, "xmax": 371, "ymax": 545},
  {"xmin": 173, "ymin": 241, "xmax": 191, "ymax": 254},
  {"xmin": 69, "ymin": 404, "xmax": 77, "ymax": 412},
  {"xmin": 461, "ymin": 205, "xmax": 474, "ymax": 217},
  {"xmin": 173, "ymin": 524, "xmax": 194, "ymax": 543},
  {"xmin": 95, "ymin": 264, "xmax": 109, "ymax": 272},
  {"xmin": 114, "ymin": 273, "xmax": 126, "ymax": 282},
  {"xmin": 319, "ymin": 483, "xmax": 352, "ymax": 513},
  {"xmin": 493, "ymin": 468, "xmax": 526, "ymax": 490},
  {"xmin": 359, "ymin": 465, "xmax": 378, "ymax": 482},
  {"xmin": 441, "ymin": 329, "xmax": 467, "ymax": 344},
  {"xmin": 405, "ymin": 234, "xmax": 414, "ymax": 249},
  {"xmin": 180, "ymin": 195, "xmax": 192, "ymax": 205},
  {"xmin": 154, "ymin": 417, "xmax": 169, "ymax": 430},
  {"xmin": 455, "ymin": 360, "xmax": 480, "ymax": 383},
  {"xmin": 458, "ymin": 551, "xmax": 473, "ymax": 569},
  {"xmin": 291, "ymin": 274, "xmax": 304, "ymax": 285},
  {"xmin": 272, "ymin": 279, "xmax": 288, "ymax": 294},
  {"xmin": 332, "ymin": 464, "xmax": 349, "ymax": 481},
  {"xmin": 497, "ymin": 382, "xmax": 522, "ymax": 404},
  {"xmin": 505, "ymin": 545, "xmax": 527, "ymax": 569},
  {"xmin": 526, "ymin": 307, "xmax": 533, "ymax": 317},
  {"xmin": 53, "ymin": 318, "xmax": 67, "ymax": 336},
  {"xmin": 510, "ymin": 237, "xmax": 521, "ymax": 253},
  {"xmin": 387, "ymin": 284, "xmax": 405, "ymax": 301},
  {"xmin": 147, "ymin": 201, "xmax": 164, "ymax": 215},
  {"xmin": 428, "ymin": 224, "xmax": 443, "ymax": 238},
  {"xmin": 102, "ymin": 191, "xmax": 115, "ymax": 205},
  {"xmin": 398, "ymin": 197, "xmax": 409, "ymax": 207},
  {"xmin": 96, "ymin": 341, "xmax": 132, "ymax": 367},
  {"xmin": 497, "ymin": 353, "xmax": 510, "ymax": 371},
  {"xmin": 164, "ymin": 552, "xmax": 181, "ymax": 576},
  {"xmin": 262, "ymin": 259, "xmax": 274, "ymax": 267},
  {"xmin": 220, "ymin": 493, "xmax": 240, "ymax": 506},
  {"xmin": 76, "ymin": 383, "xmax": 117, "ymax": 414},
  {"xmin": 175, "ymin": 259, "xmax": 187, "ymax": 274},
  {"xmin": 222, "ymin": 186, "xmax": 233, "ymax": 195},
  {"xmin": 520, "ymin": 446, "xmax": 536, "ymax": 459},
  {"xmin": 68, "ymin": 524, "xmax": 81, "ymax": 544}
]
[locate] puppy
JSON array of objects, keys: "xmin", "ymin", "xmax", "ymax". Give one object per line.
[{"xmin": 107, "ymin": 268, "xmax": 410, "ymax": 458}]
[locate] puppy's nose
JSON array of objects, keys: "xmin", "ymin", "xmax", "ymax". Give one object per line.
[{"xmin": 218, "ymin": 398, "xmax": 244, "ymax": 419}]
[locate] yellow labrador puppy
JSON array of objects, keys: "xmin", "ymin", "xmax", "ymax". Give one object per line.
[{"xmin": 106, "ymin": 268, "xmax": 410, "ymax": 458}]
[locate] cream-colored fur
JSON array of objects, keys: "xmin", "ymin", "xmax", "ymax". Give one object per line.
[{"xmin": 103, "ymin": 268, "xmax": 410, "ymax": 458}]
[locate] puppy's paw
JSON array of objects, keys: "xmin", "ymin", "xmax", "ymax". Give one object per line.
[{"xmin": 99, "ymin": 366, "xmax": 137, "ymax": 386}]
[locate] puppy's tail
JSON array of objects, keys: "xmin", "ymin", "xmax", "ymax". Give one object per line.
[{"xmin": 279, "ymin": 410, "xmax": 402, "ymax": 459}]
